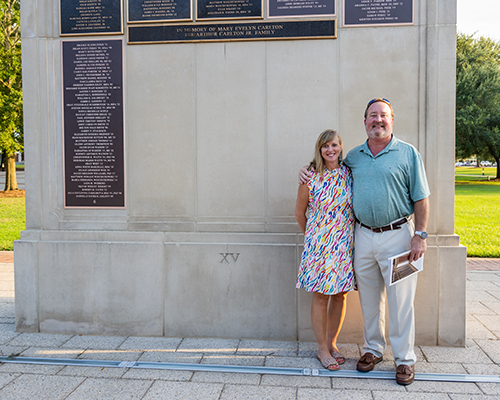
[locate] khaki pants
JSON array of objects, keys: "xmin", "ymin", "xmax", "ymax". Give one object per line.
[{"xmin": 354, "ymin": 220, "xmax": 417, "ymax": 366}]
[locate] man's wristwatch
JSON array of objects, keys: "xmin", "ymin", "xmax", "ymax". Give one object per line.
[{"xmin": 414, "ymin": 230, "xmax": 428, "ymax": 239}]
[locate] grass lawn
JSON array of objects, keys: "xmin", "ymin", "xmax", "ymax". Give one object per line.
[
  {"xmin": 0, "ymin": 197, "xmax": 25, "ymax": 251},
  {"xmin": 455, "ymin": 167, "xmax": 500, "ymax": 257}
]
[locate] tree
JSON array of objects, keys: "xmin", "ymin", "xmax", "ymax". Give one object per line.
[
  {"xmin": 0, "ymin": 0, "xmax": 22, "ymax": 191},
  {"xmin": 456, "ymin": 33, "xmax": 500, "ymax": 179},
  {"xmin": 485, "ymin": 116, "xmax": 500, "ymax": 179}
]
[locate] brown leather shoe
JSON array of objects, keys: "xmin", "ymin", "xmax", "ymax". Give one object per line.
[
  {"xmin": 396, "ymin": 364, "xmax": 415, "ymax": 385},
  {"xmin": 356, "ymin": 352, "xmax": 383, "ymax": 372}
]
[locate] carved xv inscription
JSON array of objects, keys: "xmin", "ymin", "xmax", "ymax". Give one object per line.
[{"xmin": 219, "ymin": 253, "xmax": 240, "ymax": 263}]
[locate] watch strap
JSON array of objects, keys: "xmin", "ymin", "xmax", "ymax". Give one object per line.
[{"xmin": 414, "ymin": 230, "xmax": 428, "ymax": 239}]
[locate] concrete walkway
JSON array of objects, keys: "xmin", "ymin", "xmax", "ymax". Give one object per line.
[{"xmin": 0, "ymin": 255, "xmax": 499, "ymax": 399}]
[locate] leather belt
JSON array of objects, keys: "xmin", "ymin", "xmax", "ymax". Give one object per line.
[{"xmin": 356, "ymin": 217, "xmax": 408, "ymax": 233}]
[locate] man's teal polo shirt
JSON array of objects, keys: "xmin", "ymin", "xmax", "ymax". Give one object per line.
[{"xmin": 344, "ymin": 136, "xmax": 430, "ymax": 228}]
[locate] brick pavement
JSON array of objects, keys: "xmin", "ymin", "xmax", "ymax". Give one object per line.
[
  {"xmin": 467, "ymin": 257, "xmax": 500, "ymax": 271},
  {"xmin": 0, "ymin": 252, "xmax": 13, "ymax": 263}
]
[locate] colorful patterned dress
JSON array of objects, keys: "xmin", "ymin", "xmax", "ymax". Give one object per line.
[{"xmin": 296, "ymin": 164, "xmax": 355, "ymax": 295}]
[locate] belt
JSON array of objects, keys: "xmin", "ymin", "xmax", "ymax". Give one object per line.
[{"xmin": 356, "ymin": 217, "xmax": 408, "ymax": 233}]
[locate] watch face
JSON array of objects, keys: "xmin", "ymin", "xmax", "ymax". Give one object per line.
[{"xmin": 420, "ymin": 231, "xmax": 428, "ymax": 239}]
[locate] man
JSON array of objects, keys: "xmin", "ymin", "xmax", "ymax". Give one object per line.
[{"xmin": 299, "ymin": 98, "xmax": 430, "ymax": 385}]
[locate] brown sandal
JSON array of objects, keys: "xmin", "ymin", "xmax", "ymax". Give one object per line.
[{"xmin": 316, "ymin": 354, "xmax": 340, "ymax": 371}]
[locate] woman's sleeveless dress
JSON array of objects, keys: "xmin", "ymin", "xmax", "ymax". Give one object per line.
[{"xmin": 296, "ymin": 165, "xmax": 355, "ymax": 295}]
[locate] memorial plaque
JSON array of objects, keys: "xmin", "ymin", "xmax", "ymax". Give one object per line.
[
  {"xmin": 196, "ymin": 0, "xmax": 262, "ymax": 20},
  {"xmin": 128, "ymin": 19, "xmax": 336, "ymax": 43},
  {"xmin": 128, "ymin": 0, "xmax": 192, "ymax": 23},
  {"xmin": 62, "ymin": 40, "xmax": 125, "ymax": 208},
  {"xmin": 60, "ymin": 0, "xmax": 123, "ymax": 35},
  {"xmin": 268, "ymin": 0, "xmax": 334, "ymax": 19},
  {"xmin": 343, "ymin": 0, "xmax": 413, "ymax": 26}
]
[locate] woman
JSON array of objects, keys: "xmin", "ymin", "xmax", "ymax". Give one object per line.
[{"xmin": 295, "ymin": 129, "xmax": 355, "ymax": 371}]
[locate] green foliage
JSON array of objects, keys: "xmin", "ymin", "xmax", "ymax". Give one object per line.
[
  {"xmin": 456, "ymin": 33, "xmax": 500, "ymax": 178},
  {"xmin": 455, "ymin": 168, "xmax": 500, "ymax": 257},
  {"xmin": 455, "ymin": 181, "xmax": 500, "ymax": 257},
  {"xmin": 0, "ymin": 0, "xmax": 22, "ymax": 158},
  {"xmin": 0, "ymin": 197, "xmax": 24, "ymax": 251}
]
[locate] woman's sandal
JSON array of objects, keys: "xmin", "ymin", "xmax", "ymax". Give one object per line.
[
  {"xmin": 316, "ymin": 354, "xmax": 340, "ymax": 371},
  {"xmin": 331, "ymin": 350, "xmax": 345, "ymax": 365}
]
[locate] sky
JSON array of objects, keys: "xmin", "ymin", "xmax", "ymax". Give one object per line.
[{"xmin": 457, "ymin": 0, "xmax": 500, "ymax": 41}]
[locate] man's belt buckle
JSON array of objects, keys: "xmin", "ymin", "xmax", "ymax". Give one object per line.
[{"xmin": 358, "ymin": 217, "xmax": 408, "ymax": 233}]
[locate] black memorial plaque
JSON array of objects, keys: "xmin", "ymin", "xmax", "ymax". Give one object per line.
[
  {"xmin": 128, "ymin": 0, "xmax": 192, "ymax": 23},
  {"xmin": 62, "ymin": 40, "xmax": 125, "ymax": 208},
  {"xmin": 268, "ymin": 0, "xmax": 334, "ymax": 18},
  {"xmin": 60, "ymin": 0, "xmax": 123, "ymax": 35},
  {"xmin": 128, "ymin": 19, "xmax": 336, "ymax": 43},
  {"xmin": 344, "ymin": 0, "xmax": 413, "ymax": 26},
  {"xmin": 197, "ymin": 0, "xmax": 262, "ymax": 20}
]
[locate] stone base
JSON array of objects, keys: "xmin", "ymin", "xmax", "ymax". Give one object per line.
[{"xmin": 14, "ymin": 230, "xmax": 466, "ymax": 346}]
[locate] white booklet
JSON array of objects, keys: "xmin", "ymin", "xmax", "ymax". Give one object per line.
[{"xmin": 388, "ymin": 251, "xmax": 423, "ymax": 286}]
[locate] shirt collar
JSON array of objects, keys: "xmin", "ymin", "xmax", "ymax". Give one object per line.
[{"xmin": 360, "ymin": 135, "xmax": 399, "ymax": 158}]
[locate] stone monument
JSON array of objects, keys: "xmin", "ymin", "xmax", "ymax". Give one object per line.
[{"xmin": 16, "ymin": 0, "xmax": 466, "ymax": 346}]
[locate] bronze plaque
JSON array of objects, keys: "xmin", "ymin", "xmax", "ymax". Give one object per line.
[
  {"xmin": 268, "ymin": 0, "xmax": 335, "ymax": 19},
  {"xmin": 62, "ymin": 39, "xmax": 125, "ymax": 208},
  {"xmin": 128, "ymin": 0, "xmax": 192, "ymax": 23},
  {"xmin": 128, "ymin": 19, "xmax": 336, "ymax": 43},
  {"xmin": 343, "ymin": 0, "xmax": 413, "ymax": 26},
  {"xmin": 196, "ymin": 0, "xmax": 263, "ymax": 20},
  {"xmin": 60, "ymin": 0, "xmax": 123, "ymax": 35}
]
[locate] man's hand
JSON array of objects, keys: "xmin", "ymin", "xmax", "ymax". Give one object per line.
[
  {"xmin": 409, "ymin": 198, "xmax": 429, "ymax": 261},
  {"xmin": 409, "ymin": 235, "xmax": 426, "ymax": 262},
  {"xmin": 299, "ymin": 166, "xmax": 312, "ymax": 184}
]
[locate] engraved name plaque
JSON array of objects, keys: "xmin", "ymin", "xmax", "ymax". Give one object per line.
[
  {"xmin": 60, "ymin": 0, "xmax": 123, "ymax": 35},
  {"xmin": 128, "ymin": 19, "xmax": 336, "ymax": 44},
  {"xmin": 197, "ymin": 0, "xmax": 263, "ymax": 20},
  {"xmin": 128, "ymin": 0, "xmax": 192, "ymax": 23},
  {"xmin": 268, "ymin": 0, "xmax": 335, "ymax": 19},
  {"xmin": 343, "ymin": 0, "xmax": 413, "ymax": 26},
  {"xmin": 62, "ymin": 39, "xmax": 125, "ymax": 208}
]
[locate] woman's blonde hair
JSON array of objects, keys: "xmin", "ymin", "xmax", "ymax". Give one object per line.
[{"xmin": 309, "ymin": 129, "xmax": 343, "ymax": 177}]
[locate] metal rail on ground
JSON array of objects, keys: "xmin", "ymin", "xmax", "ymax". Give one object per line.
[{"xmin": 1, "ymin": 356, "xmax": 499, "ymax": 383}]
